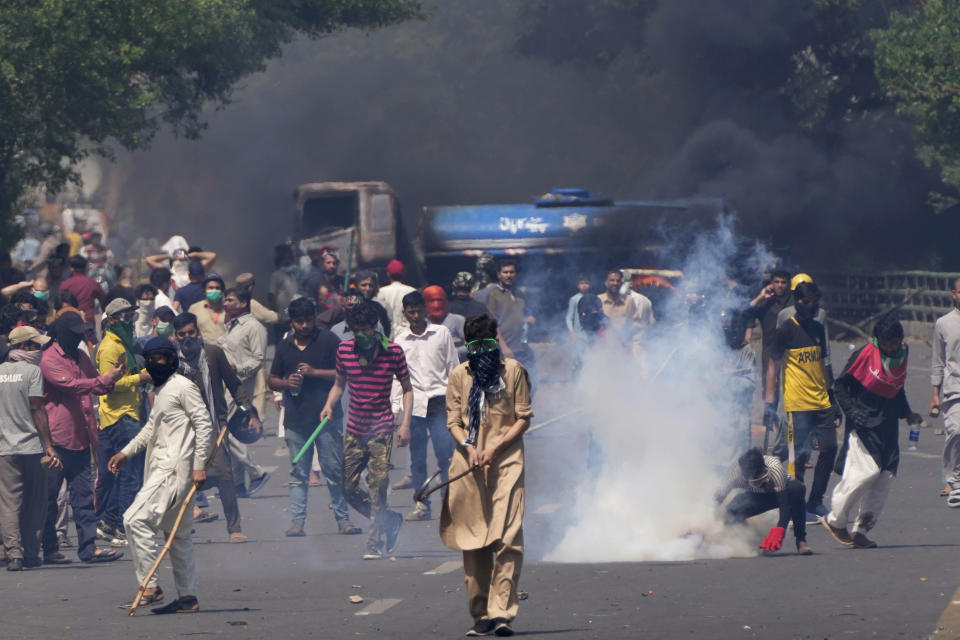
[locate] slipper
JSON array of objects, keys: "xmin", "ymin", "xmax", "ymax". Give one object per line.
[
  {"xmin": 84, "ymin": 549, "xmax": 123, "ymax": 563},
  {"xmin": 194, "ymin": 511, "xmax": 219, "ymax": 523},
  {"xmin": 338, "ymin": 522, "xmax": 362, "ymax": 535},
  {"xmin": 120, "ymin": 587, "xmax": 164, "ymax": 608},
  {"xmin": 948, "ymin": 489, "xmax": 960, "ymax": 508},
  {"xmin": 152, "ymin": 596, "xmax": 199, "ymax": 614}
]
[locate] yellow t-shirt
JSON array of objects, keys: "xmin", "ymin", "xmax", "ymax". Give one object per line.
[{"xmin": 773, "ymin": 317, "xmax": 831, "ymax": 412}]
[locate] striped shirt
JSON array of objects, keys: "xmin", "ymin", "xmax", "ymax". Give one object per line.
[
  {"xmin": 336, "ymin": 340, "xmax": 409, "ymax": 436},
  {"xmin": 718, "ymin": 455, "xmax": 787, "ymax": 496}
]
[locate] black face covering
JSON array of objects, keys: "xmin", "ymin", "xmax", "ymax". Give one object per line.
[
  {"xmin": 179, "ymin": 336, "xmax": 203, "ymax": 366},
  {"xmin": 795, "ymin": 300, "xmax": 819, "ymax": 322},
  {"xmin": 146, "ymin": 359, "xmax": 178, "ymax": 386},
  {"xmin": 466, "ymin": 349, "xmax": 502, "ymax": 443},
  {"xmin": 51, "ymin": 315, "xmax": 84, "ymax": 359}
]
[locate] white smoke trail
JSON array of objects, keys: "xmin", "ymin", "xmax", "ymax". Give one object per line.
[{"xmin": 546, "ymin": 217, "xmax": 774, "ymax": 562}]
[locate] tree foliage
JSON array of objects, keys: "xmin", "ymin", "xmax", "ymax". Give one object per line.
[
  {"xmin": 0, "ymin": 0, "xmax": 419, "ymax": 245},
  {"xmin": 873, "ymin": 0, "xmax": 960, "ymax": 207}
]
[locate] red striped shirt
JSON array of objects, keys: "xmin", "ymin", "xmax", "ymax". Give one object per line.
[{"xmin": 336, "ymin": 340, "xmax": 409, "ymax": 436}]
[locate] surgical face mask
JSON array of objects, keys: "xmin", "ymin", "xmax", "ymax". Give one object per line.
[
  {"xmin": 206, "ymin": 289, "xmax": 223, "ymax": 303},
  {"xmin": 155, "ymin": 321, "xmax": 173, "ymax": 337},
  {"xmin": 139, "ymin": 298, "xmax": 155, "ymax": 311},
  {"xmin": 32, "ymin": 290, "xmax": 49, "ymax": 301}
]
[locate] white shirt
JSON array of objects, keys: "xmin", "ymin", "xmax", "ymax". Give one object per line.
[
  {"xmin": 629, "ymin": 291, "xmax": 656, "ymax": 326},
  {"xmin": 375, "ymin": 281, "xmax": 416, "ymax": 338},
  {"xmin": 390, "ymin": 323, "xmax": 459, "ymax": 417}
]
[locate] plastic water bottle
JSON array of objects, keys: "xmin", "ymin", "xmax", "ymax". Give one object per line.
[
  {"xmin": 290, "ymin": 366, "xmax": 303, "ymax": 397},
  {"xmin": 521, "ymin": 321, "xmax": 530, "ymax": 345},
  {"xmin": 907, "ymin": 427, "xmax": 920, "ymax": 451}
]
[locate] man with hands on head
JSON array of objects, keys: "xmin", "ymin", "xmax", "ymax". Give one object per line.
[{"xmin": 108, "ymin": 338, "xmax": 215, "ymax": 614}]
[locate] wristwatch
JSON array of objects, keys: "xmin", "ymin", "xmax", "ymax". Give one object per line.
[{"xmin": 460, "ymin": 437, "xmax": 475, "ymax": 447}]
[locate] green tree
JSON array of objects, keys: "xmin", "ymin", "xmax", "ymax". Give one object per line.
[
  {"xmin": 0, "ymin": 0, "xmax": 419, "ymax": 246},
  {"xmin": 873, "ymin": 0, "xmax": 960, "ymax": 208}
]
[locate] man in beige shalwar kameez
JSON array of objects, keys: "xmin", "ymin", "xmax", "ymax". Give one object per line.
[{"xmin": 441, "ymin": 314, "xmax": 532, "ymax": 637}]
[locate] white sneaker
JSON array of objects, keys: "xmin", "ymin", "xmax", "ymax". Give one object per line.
[{"xmin": 405, "ymin": 501, "xmax": 431, "ymax": 522}]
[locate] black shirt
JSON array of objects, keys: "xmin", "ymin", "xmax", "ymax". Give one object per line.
[
  {"xmin": 270, "ymin": 328, "xmax": 343, "ymax": 431},
  {"xmin": 174, "ymin": 282, "xmax": 205, "ymax": 310},
  {"xmin": 447, "ymin": 297, "xmax": 488, "ymax": 320}
]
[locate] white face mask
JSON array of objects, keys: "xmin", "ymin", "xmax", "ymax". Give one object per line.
[{"xmin": 9, "ymin": 348, "xmax": 42, "ymax": 365}]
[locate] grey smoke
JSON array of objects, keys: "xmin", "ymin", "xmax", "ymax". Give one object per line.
[{"xmin": 98, "ymin": 0, "xmax": 950, "ymax": 280}]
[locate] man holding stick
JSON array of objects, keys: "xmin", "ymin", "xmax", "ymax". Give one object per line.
[
  {"xmin": 441, "ymin": 313, "xmax": 532, "ymax": 637},
  {"xmin": 108, "ymin": 338, "xmax": 215, "ymax": 613}
]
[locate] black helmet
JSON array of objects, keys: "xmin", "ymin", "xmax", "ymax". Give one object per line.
[{"xmin": 228, "ymin": 405, "xmax": 262, "ymax": 444}]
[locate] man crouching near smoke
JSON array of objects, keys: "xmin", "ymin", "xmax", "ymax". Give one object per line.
[
  {"xmin": 441, "ymin": 314, "xmax": 532, "ymax": 637},
  {"xmin": 715, "ymin": 447, "xmax": 812, "ymax": 555},
  {"xmin": 108, "ymin": 338, "xmax": 214, "ymax": 613}
]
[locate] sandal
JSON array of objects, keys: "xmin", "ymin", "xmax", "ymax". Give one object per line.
[
  {"xmin": 84, "ymin": 548, "xmax": 123, "ymax": 563},
  {"xmin": 195, "ymin": 511, "xmax": 219, "ymax": 523},
  {"xmin": 338, "ymin": 521, "xmax": 362, "ymax": 535},
  {"xmin": 152, "ymin": 596, "xmax": 199, "ymax": 614},
  {"xmin": 121, "ymin": 587, "xmax": 164, "ymax": 608}
]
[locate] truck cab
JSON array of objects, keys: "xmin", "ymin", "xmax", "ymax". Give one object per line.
[{"xmin": 294, "ymin": 181, "xmax": 420, "ymax": 278}]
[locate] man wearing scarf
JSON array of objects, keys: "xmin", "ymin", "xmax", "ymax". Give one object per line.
[
  {"xmin": 823, "ymin": 315, "xmax": 921, "ymax": 549},
  {"xmin": 172, "ymin": 312, "xmax": 253, "ymax": 543},
  {"xmin": 423, "ymin": 285, "xmax": 466, "ymax": 360},
  {"xmin": 440, "ymin": 313, "xmax": 532, "ymax": 638},
  {"xmin": 108, "ymin": 337, "xmax": 215, "ymax": 613},
  {"xmin": 94, "ymin": 298, "xmax": 152, "ymax": 546},
  {"xmin": 39, "ymin": 313, "xmax": 125, "ymax": 564}
]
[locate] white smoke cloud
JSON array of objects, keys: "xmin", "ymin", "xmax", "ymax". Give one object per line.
[{"xmin": 546, "ymin": 218, "xmax": 776, "ymax": 562}]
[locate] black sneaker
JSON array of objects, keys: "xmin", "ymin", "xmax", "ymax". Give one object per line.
[
  {"xmin": 6, "ymin": 558, "xmax": 23, "ymax": 571},
  {"xmin": 384, "ymin": 510, "xmax": 403, "ymax": 554},
  {"xmin": 96, "ymin": 521, "xmax": 117, "ymax": 541},
  {"xmin": 466, "ymin": 618, "xmax": 494, "ymax": 636},
  {"xmin": 492, "ymin": 618, "xmax": 514, "ymax": 636},
  {"xmin": 22, "ymin": 557, "xmax": 41, "ymax": 568},
  {"xmin": 247, "ymin": 472, "xmax": 271, "ymax": 497}
]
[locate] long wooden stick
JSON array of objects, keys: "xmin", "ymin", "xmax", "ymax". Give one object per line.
[{"xmin": 128, "ymin": 424, "xmax": 229, "ymax": 616}]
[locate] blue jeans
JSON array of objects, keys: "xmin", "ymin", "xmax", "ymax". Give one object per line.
[
  {"xmin": 43, "ymin": 447, "xmax": 97, "ymax": 560},
  {"xmin": 409, "ymin": 397, "xmax": 454, "ymax": 509},
  {"xmin": 95, "ymin": 415, "xmax": 144, "ymax": 529},
  {"xmin": 285, "ymin": 418, "xmax": 350, "ymax": 525}
]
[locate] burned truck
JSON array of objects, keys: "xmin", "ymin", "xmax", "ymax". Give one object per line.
[{"xmin": 293, "ymin": 182, "xmax": 725, "ymax": 286}]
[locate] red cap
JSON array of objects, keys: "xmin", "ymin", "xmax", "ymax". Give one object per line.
[{"xmin": 386, "ymin": 259, "xmax": 405, "ymax": 277}]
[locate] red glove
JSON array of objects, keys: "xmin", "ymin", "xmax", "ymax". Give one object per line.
[{"xmin": 759, "ymin": 526, "xmax": 785, "ymax": 552}]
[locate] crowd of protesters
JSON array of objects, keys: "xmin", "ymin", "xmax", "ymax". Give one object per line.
[{"xmin": 0, "ymin": 219, "xmax": 948, "ymax": 632}]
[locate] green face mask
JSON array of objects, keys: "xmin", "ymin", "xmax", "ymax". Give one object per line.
[
  {"xmin": 355, "ymin": 331, "xmax": 378, "ymax": 350},
  {"xmin": 33, "ymin": 290, "xmax": 49, "ymax": 301},
  {"xmin": 155, "ymin": 321, "xmax": 173, "ymax": 337},
  {"xmin": 206, "ymin": 289, "xmax": 223, "ymax": 303}
]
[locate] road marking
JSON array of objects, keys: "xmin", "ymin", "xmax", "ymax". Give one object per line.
[
  {"xmin": 535, "ymin": 503, "xmax": 561, "ymax": 515},
  {"xmin": 355, "ymin": 598, "xmax": 402, "ymax": 616},
  {"xmin": 903, "ymin": 451, "xmax": 940, "ymax": 460},
  {"xmin": 424, "ymin": 561, "xmax": 461, "ymax": 575},
  {"xmin": 932, "ymin": 586, "xmax": 960, "ymax": 636}
]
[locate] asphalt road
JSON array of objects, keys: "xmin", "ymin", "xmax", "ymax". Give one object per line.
[{"xmin": 3, "ymin": 337, "xmax": 959, "ymax": 640}]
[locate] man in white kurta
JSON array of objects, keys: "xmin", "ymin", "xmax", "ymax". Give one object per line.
[{"xmin": 110, "ymin": 338, "xmax": 214, "ymax": 612}]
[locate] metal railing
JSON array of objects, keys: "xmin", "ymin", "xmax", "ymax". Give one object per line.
[{"xmin": 819, "ymin": 271, "xmax": 959, "ymax": 331}]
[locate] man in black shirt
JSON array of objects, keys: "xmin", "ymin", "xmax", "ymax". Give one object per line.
[
  {"xmin": 747, "ymin": 268, "xmax": 792, "ymax": 403},
  {"xmin": 447, "ymin": 272, "xmax": 488, "ymax": 320},
  {"xmin": 269, "ymin": 298, "xmax": 359, "ymax": 537}
]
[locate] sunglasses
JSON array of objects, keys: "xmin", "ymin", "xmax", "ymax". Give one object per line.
[{"xmin": 465, "ymin": 338, "xmax": 498, "ymax": 355}]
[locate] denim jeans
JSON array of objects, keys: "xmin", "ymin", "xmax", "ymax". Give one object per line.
[
  {"xmin": 285, "ymin": 418, "xmax": 349, "ymax": 525},
  {"xmin": 95, "ymin": 415, "xmax": 144, "ymax": 529},
  {"xmin": 773, "ymin": 408, "xmax": 838, "ymax": 509},
  {"xmin": 409, "ymin": 397, "xmax": 454, "ymax": 509},
  {"xmin": 43, "ymin": 447, "xmax": 97, "ymax": 560}
]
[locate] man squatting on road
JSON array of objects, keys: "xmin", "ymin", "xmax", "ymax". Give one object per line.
[
  {"xmin": 716, "ymin": 447, "xmax": 811, "ymax": 555},
  {"xmin": 108, "ymin": 337, "xmax": 215, "ymax": 613},
  {"xmin": 441, "ymin": 313, "xmax": 533, "ymax": 637}
]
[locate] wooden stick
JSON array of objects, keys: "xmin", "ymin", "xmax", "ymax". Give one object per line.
[{"xmin": 128, "ymin": 424, "xmax": 229, "ymax": 616}]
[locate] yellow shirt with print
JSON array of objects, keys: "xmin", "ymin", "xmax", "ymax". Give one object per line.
[{"xmin": 96, "ymin": 331, "xmax": 146, "ymax": 427}]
